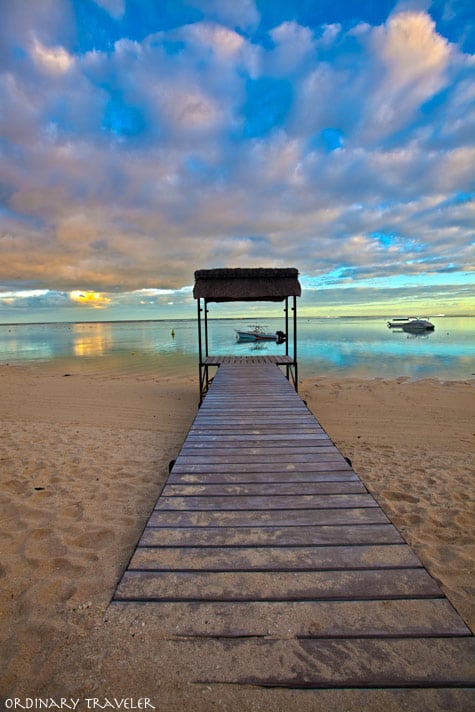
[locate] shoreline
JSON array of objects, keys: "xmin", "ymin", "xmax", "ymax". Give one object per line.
[{"xmin": 1, "ymin": 366, "xmax": 473, "ymax": 707}]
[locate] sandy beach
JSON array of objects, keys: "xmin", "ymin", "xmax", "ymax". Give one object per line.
[{"xmin": 0, "ymin": 364, "xmax": 473, "ymax": 710}]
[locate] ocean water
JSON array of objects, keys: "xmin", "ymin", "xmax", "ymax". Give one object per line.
[{"xmin": 0, "ymin": 316, "xmax": 474, "ymax": 381}]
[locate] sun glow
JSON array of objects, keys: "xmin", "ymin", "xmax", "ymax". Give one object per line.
[{"xmin": 69, "ymin": 291, "xmax": 111, "ymax": 308}]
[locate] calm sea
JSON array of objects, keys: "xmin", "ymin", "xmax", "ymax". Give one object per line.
[{"xmin": 0, "ymin": 316, "xmax": 474, "ymax": 381}]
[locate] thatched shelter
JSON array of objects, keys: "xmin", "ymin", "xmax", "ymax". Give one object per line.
[
  {"xmin": 193, "ymin": 267, "xmax": 301, "ymax": 302},
  {"xmin": 194, "ymin": 267, "xmax": 301, "ymax": 401}
]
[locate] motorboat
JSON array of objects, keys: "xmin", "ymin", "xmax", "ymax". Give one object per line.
[
  {"xmin": 235, "ymin": 325, "xmax": 286, "ymax": 343},
  {"xmin": 401, "ymin": 319, "xmax": 435, "ymax": 333},
  {"xmin": 387, "ymin": 316, "xmax": 418, "ymax": 328},
  {"xmin": 387, "ymin": 317, "xmax": 435, "ymax": 332}
]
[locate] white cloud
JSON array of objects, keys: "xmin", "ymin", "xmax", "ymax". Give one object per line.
[
  {"xmin": 32, "ymin": 38, "xmax": 74, "ymax": 74},
  {"xmin": 362, "ymin": 11, "xmax": 452, "ymax": 140},
  {"xmin": 171, "ymin": 89, "xmax": 219, "ymax": 129},
  {"xmin": 317, "ymin": 23, "xmax": 342, "ymax": 47},
  {"xmin": 375, "ymin": 11, "xmax": 450, "ymax": 86},
  {"xmin": 269, "ymin": 21, "xmax": 315, "ymax": 74},
  {"xmin": 185, "ymin": 23, "xmax": 245, "ymax": 57}
]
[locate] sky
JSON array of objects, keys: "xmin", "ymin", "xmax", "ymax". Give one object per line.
[{"xmin": 0, "ymin": 0, "xmax": 474, "ymax": 323}]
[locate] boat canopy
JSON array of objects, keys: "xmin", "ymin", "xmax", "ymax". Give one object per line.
[{"xmin": 193, "ymin": 267, "xmax": 301, "ymax": 303}]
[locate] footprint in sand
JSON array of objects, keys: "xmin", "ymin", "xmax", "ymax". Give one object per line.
[
  {"xmin": 29, "ymin": 578, "xmax": 77, "ymax": 607},
  {"xmin": 24, "ymin": 529, "xmax": 67, "ymax": 559},
  {"xmin": 50, "ymin": 556, "xmax": 85, "ymax": 577},
  {"xmin": 70, "ymin": 528, "xmax": 115, "ymax": 550},
  {"xmin": 62, "ymin": 502, "xmax": 84, "ymax": 520}
]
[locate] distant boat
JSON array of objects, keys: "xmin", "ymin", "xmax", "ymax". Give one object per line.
[
  {"xmin": 387, "ymin": 317, "xmax": 435, "ymax": 332},
  {"xmin": 235, "ymin": 325, "xmax": 286, "ymax": 343}
]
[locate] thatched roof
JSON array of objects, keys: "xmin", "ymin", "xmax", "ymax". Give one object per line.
[{"xmin": 193, "ymin": 267, "xmax": 301, "ymax": 302}]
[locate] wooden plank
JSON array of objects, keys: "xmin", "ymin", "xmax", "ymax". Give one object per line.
[
  {"xmin": 198, "ymin": 400, "xmax": 306, "ymax": 406},
  {"xmin": 155, "ymin": 494, "xmax": 378, "ymax": 510},
  {"xmin": 197, "ymin": 405, "xmax": 308, "ymax": 413},
  {"xmin": 161, "ymin": 481, "xmax": 367, "ymax": 496},
  {"xmin": 182, "ymin": 433, "xmax": 335, "ymax": 444},
  {"xmin": 114, "ymin": 568, "xmax": 443, "ymax": 602},
  {"xmin": 128, "ymin": 544, "xmax": 420, "ymax": 571},
  {"xmin": 168, "ymin": 471, "xmax": 359, "ymax": 484},
  {"xmin": 175, "ymin": 454, "xmax": 346, "ymax": 465},
  {"xmin": 205, "ymin": 394, "xmax": 296, "ymax": 401},
  {"xmin": 139, "ymin": 524, "xmax": 404, "ymax": 547},
  {"xmin": 202, "ymin": 392, "xmax": 301, "ymax": 396},
  {"xmin": 195, "ymin": 403, "xmax": 312, "ymax": 412},
  {"xmin": 191, "ymin": 416, "xmax": 320, "ymax": 423},
  {"xmin": 184, "ymin": 431, "xmax": 330, "ymax": 439},
  {"xmin": 188, "ymin": 426, "xmax": 325, "ymax": 434},
  {"xmin": 184, "ymin": 433, "xmax": 329, "ymax": 442},
  {"xmin": 179, "ymin": 446, "xmax": 339, "ymax": 457},
  {"xmin": 199, "ymin": 408, "xmax": 305, "ymax": 414},
  {"xmin": 171, "ymin": 460, "xmax": 351, "ymax": 474},
  {"xmin": 147, "ymin": 507, "xmax": 389, "ymax": 528},
  {"xmin": 203, "ymin": 356, "xmax": 294, "ymax": 365},
  {"xmin": 175, "ymin": 638, "xmax": 475, "ymax": 688},
  {"xmin": 194, "ymin": 417, "xmax": 316, "ymax": 422},
  {"xmin": 109, "ymin": 599, "xmax": 471, "ymax": 638}
]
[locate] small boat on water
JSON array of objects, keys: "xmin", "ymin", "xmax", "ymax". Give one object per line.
[
  {"xmin": 235, "ymin": 325, "xmax": 286, "ymax": 342},
  {"xmin": 387, "ymin": 317, "xmax": 435, "ymax": 332}
]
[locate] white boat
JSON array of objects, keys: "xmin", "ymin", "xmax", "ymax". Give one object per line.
[
  {"xmin": 402, "ymin": 319, "xmax": 435, "ymax": 333},
  {"xmin": 235, "ymin": 325, "xmax": 286, "ymax": 342},
  {"xmin": 387, "ymin": 317, "xmax": 434, "ymax": 332}
]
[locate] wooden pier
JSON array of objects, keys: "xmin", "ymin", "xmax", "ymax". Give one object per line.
[{"xmin": 113, "ymin": 362, "xmax": 474, "ymax": 692}]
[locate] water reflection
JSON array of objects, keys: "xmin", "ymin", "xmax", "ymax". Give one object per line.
[
  {"xmin": 72, "ymin": 322, "xmax": 113, "ymax": 357},
  {"xmin": 0, "ymin": 316, "xmax": 473, "ymax": 380},
  {"xmin": 398, "ymin": 331, "xmax": 433, "ymax": 340},
  {"xmin": 0, "ymin": 324, "xmax": 54, "ymax": 361}
]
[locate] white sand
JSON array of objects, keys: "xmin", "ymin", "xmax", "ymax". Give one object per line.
[{"xmin": 0, "ymin": 365, "xmax": 473, "ymax": 710}]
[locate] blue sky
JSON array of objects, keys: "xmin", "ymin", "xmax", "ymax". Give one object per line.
[{"xmin": 0, "ymin": 0, "xmax": 474, "ymax": 322}]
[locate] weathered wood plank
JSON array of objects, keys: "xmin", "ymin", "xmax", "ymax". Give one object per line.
[
  {"xmin": 181, "ymin": 445, "xmax": 335, "ymax": 455},
  {"xmin": 184, "ymin": 433, "xmax": 329, "ymax": 442},
  {"xmin": 139, "ymin": 523, "xmax": 404, "ymax": 547},
  {"xmin": 114, "ymin": 568, "xmax": 442, "ymax": 602},
  {"xmin": 110, "ymin": 599, "xmax": 471, "ymax": 638},
  {"xmin": 199, "ymin": 400, "xmax": 305, "ymax": 405},
  {"xmin": 185, "ymin": 429, "xmax": 328, "ymax": 437},
  {"xmin": 188, "ymin": 426, "xmax": 325, "ymax": 434},
  {"xmin": 197, "ymin": 412, "xmax": 307, "ymax": 418},
  {"xmin": 155, "ymin": 494, "xmax": 378, "ymax": 510},
  {"xmin": 192, "ymin": 417, "xmax": 318, "ymax": 425},
  {"xmin": 177, "ymin": 638, "xmax": 475, "ymax": 688},
  {"xmin": 129, "ymin": 544, "xmax": 420, "ymax": 571},
  {"xmin": 176, "ymin": 456, "xmax": 345, "ymax": 468},
  {"xmin": 148, "ymin": 507, "xmax": 389, "ymax": 527},
  {"xmin": 179, "ymin": 447, "xmax": 339, "ymax": 458},
  {"xmin": 162, "ymin": 481, "xmax": 367, "ymax": 496},
  {"xmin": 200, "ymin": 396, "xmax": 306, "ymax": 404},
  {"xmin": 168, "ymin": 471, "xmax": 359, "ymax": 484},
  {"xmin": 195, "ymin": 401, "xmax": 310, "ymax": 408},
  {"xmin": 171, "ymin": 460, "xmax": 351, "ymax": 474},
  {"xmin": 203, "ymin": 356, "xmax": 294, "ymax": 365}
]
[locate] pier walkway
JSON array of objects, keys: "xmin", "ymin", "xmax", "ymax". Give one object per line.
[{"xmin": 113, "ymin": 362, "xmax": 474, "ymax": 692}]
